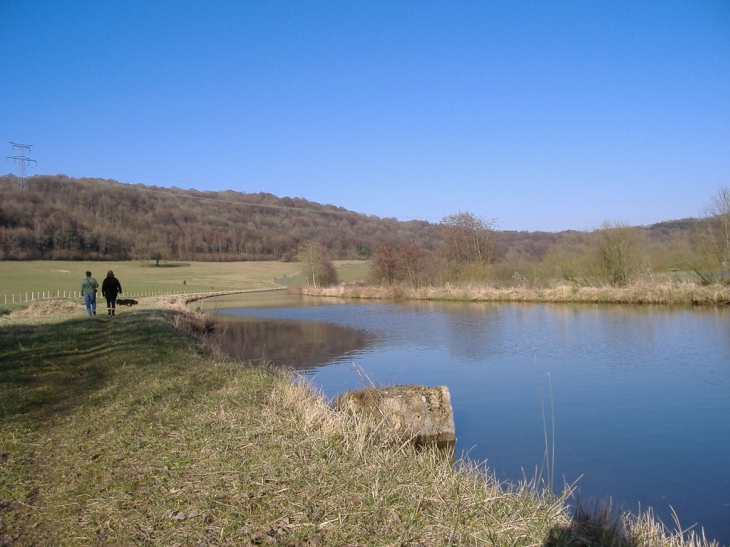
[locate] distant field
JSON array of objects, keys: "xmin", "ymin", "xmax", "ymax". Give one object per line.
[{"xmin": 0, "ymin": 260, "xmax": 371, "ymax": 301}]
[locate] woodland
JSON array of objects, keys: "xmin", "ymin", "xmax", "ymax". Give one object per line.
[
  {"xmin": 0, "ymin": 174, "xmax": 440, "ymax": 261},
  {"xmin": 1, "ymin": 174, "xmax": 727, "ymax": 288}
]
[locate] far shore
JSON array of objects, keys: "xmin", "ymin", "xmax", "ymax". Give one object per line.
[{"xmin": 297, "ymin": 280, "xmax": 730, "ymax": 306}]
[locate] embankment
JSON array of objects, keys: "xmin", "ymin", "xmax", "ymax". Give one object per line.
[
  {"xmin": 0, "ymin": 296, "xmax": 720, "ymax": 546},
  {"xmin": 298, "ymin": 280, "xmax": 730, "ymax": 306}
]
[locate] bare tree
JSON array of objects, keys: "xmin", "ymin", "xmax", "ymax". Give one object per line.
[
  {"xmin": 370, "ymin": 242, "xmax": 399, "ymax": 285},
  {"xmin": 440, "ymin": 212, "xmax": 497, "ymax": 265},
  {"xmin": 370, "ymin": 240, "xmax": 429, "ymax": 288},
  {"xmin": 694, "ymin": 186, "xmax": 730, "ymax": 284},
  {"xmin": 297, "ymin": 240, "xmax": 338, "ymax": 288}
]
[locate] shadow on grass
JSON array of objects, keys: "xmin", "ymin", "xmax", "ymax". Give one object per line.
[
  {"xmin": 0, "ymin": 303, "xmax": 27, "ymax": 316},
  {"xmin": 141, "ymin": 262, "xmax": 191, "ymax": 268},
  {"xmin": 0, "ymin": 310, "xmax": 197, "ymax": 422}
]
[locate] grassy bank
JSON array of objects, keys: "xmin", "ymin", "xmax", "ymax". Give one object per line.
[
  {"xmin": 0, "ymin": 299, "xmax": 719, "ymax": 546},
  {"xmin": 298, "ymin": 280, "xmax": 730, "ymax": 306}
]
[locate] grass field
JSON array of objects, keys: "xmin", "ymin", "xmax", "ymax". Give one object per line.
[{"xmin": 0, "ymin": 260, "xmax": 371, "ymax": 302}]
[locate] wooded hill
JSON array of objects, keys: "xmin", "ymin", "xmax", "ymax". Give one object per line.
[
  {"xmin": 0, "ymin": 174, "xmax": 698, "ymax": 265},
  {"xmin": 0, "ymin": 174, "xmax": 444, "ymax": 261}
]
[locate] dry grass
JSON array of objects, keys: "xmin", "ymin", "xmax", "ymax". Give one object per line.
[
  {"xmin": 298, "ymin": 280, "xmax": 730, "ymax": 306},
  {"xmin": 0, "ymin": 297, "xmax": 722, "ymax": 546}
]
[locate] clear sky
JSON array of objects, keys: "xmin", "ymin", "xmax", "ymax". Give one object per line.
[{"xmin": 2, "ymin": 1, "xmax": 729, "ymax": 232}]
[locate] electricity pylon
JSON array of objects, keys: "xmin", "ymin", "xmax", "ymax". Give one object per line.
[{"xmin": 7, "ymin": 142, "xmax": 36, "ymax": 190}]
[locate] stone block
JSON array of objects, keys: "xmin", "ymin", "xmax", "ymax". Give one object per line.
[{"xmin": 335, "ymin": 384, "xmax": 456, "ymax": 447}]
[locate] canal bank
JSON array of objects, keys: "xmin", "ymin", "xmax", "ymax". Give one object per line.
[
  {"xmin": 0, "ymin": 296, "xmax": 723, "ymax": 546},
  {"xmin": 296, "ymin": 280, "xmax": 730, "ymax": 305}
]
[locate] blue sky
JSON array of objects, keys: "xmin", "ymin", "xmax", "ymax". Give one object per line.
[{"xmin": 2, "ymin": 1, "xmax": 729, "ymax": 231}]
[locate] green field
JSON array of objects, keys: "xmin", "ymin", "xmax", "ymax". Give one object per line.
[{"xmin": 0, "ymin": 259, "xmax": 370, "ymax": 302}]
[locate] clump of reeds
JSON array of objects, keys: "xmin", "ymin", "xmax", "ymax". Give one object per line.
[
  {"xmin": 161, "ymin": 305, "xmax": 216, "ymax": 335},
  {"xmin": 544, "ymin": 501, "xmax": 721, "ymax": 547}
]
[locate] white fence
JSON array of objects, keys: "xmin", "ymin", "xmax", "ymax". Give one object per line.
[{"xmin": 3, "ymin": 290, "xmax": 200, "ymax": 305}]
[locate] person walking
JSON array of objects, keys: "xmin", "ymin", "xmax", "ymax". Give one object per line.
[
  {"xmin": 81, "ymin": 271, "xmax": 99, "ymax": 316},
  {"xmin": 101, "ymin": 270, "xmax": 123, "ymax": 316}
]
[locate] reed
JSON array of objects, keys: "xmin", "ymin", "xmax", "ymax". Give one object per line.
[
  {"xmin": 298, "ymin": 279, "xmax": 730, "ymax": 306},
  {"xmin": 535, "ymin": 358, "xmax": 556, "ymax": 494}
]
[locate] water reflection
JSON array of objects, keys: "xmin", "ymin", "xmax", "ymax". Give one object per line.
[{"xmin": 211, "ymin": 315, "xmax": 373, "ymax": 370}]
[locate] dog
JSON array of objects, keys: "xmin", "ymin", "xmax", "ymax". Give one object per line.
[{"xmin": 116, "ymin": 299, "xmax": 139, "ymax": 307}]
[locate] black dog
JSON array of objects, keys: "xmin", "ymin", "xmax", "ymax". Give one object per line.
[{"xmin": 116, "ymin": 299, "xmax": 139, "ymax": 307}]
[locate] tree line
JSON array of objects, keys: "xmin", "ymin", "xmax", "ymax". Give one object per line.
[
  {"xmin": 2, "ymin": 174, "xmax": 725, "ymax": 288},
  {"xmin": 361, "ymin": 189, "xmax": 729, "ymax": 289}
]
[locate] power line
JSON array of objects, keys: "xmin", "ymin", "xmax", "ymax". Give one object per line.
[{"xmin": 6, "ymin": 142, "xmax": 37, "ymax": 190}]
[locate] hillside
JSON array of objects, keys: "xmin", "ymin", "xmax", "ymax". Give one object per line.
[
  {"xmin": 0, "ymin": 174, "xmax": 442, "ymax": 261},
  {"xmin": 0, "ymin": 174, "xmax": 700, "ymax": 265}
]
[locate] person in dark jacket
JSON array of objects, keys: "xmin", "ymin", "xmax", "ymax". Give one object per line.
[{"xmin": 101, "ymin": 270, "xmax": 123, "ymax": 316}]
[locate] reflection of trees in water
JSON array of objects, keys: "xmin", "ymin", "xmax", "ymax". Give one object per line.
[
  {"xmin": 210, "ymin": 317, "xmax": 373, "ymax": 370},
  {"xmin": 440, "ymin": 303, "xmax": 503, "ymax": 362},
  {"xmin": 394, "ymin": 301, "xmax": 505, "ymax": 362}
]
